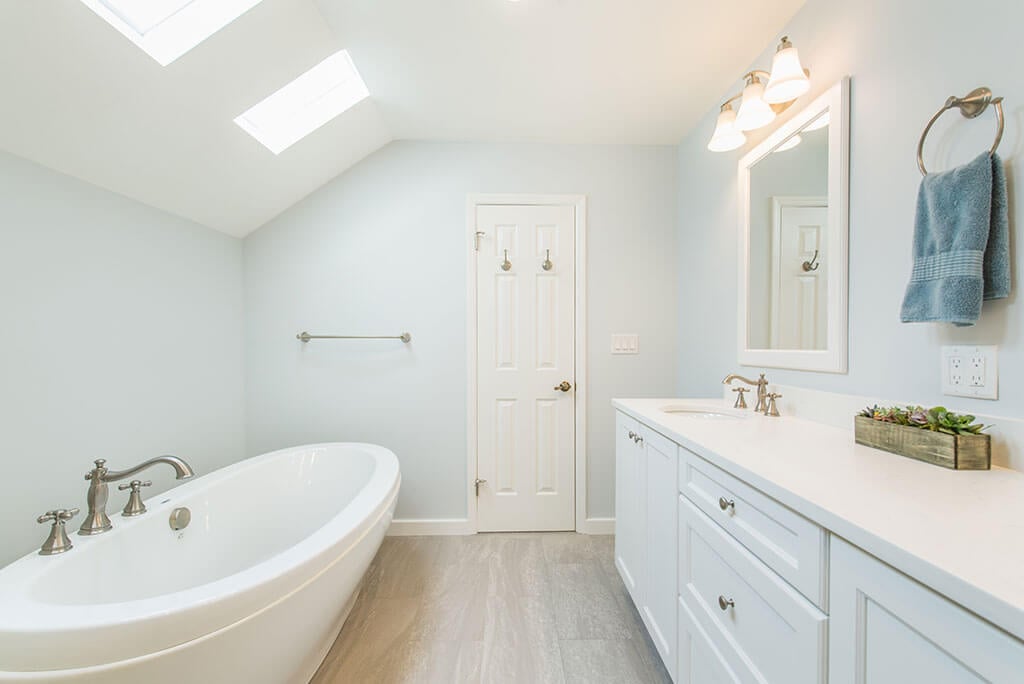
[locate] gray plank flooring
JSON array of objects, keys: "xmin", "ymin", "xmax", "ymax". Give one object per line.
[{"xmin": 311, "ymin": 533, "xmax": 672, "ymax": 683}]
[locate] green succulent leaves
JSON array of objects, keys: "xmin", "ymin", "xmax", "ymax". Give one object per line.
[{"xmin": 858, "ymin": 405, "xmax": 987, "ymax": 436}]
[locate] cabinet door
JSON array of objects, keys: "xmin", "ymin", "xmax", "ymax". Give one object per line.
[
  {"xmin": 830, "ymin": 536, "xmax": 1024, "ymax": 684},
  {"xmin": 642, "ymin": 427, "xmax": 678, "ymax": 680},
  {"xmin": 614, "ymin": 412, "xmax": 645, "ymax": 605}
]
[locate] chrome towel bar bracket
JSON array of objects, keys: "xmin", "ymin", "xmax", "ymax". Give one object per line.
[
  {"xmin": 296, "ymin": 331, "xmax": 412, "ymax": 343},
  {"xmin": 917, "ymin": 87, "xmax": 1004, "ymax": 176}
]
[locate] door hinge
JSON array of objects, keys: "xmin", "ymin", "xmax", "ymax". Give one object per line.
[
  {"xmin": 474, "ymin": 231, "xmax": 486, "ymax": 251},
  {"xmin": 474, "ymin": 477, "xmax": 487, "ymax": 496}
]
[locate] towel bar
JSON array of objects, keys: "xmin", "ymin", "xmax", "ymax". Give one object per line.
[
  {"xmin": 296, "ymin": 332, "xmax": 412, "ymax": 343},
  {"xmin": 917, "ymin": 87, "xmax": 1004, "ymax": 176}
]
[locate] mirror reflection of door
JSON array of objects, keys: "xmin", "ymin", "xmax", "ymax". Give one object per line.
[
  {"xmin": 746, "ymin": 120, "xmax": 830, "ymax": 351},
  {"xmin": 770, "ymin": 198, "xmax": 827, "ymax": 350}
]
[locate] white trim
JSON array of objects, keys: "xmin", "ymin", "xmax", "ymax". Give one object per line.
[
  {"xmin": 737, "ymin": 77, "xmax": 850, "ymax": 373},
  {"xmin": 387, "ymin": 518, "xmax": 475, "ymax": 536},
  {"xmin": 466, "ymin": 194, "xmax": 589, "ymax": 534},
  {"xmin": 577, "ymin": 517, "xmax": 615, "ymax": 535}
]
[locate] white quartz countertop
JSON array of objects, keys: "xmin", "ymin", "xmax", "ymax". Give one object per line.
[{"xmin": 613, "ymin": 397, "xmax": 1024, "ymax": 641}]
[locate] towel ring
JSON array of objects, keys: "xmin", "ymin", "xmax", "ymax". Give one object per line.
[{"xmin": 917, "ymin": 87, "xmax": 1004, "ymax": 176}]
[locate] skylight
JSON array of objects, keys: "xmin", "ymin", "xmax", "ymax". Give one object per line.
[
  {"xmin": 80, "ymin": 0, "xmax": 264, "ymax": 66},
  {"xmin": 233, "ymin": 50, "xmax": 370, "ymax": 155}
]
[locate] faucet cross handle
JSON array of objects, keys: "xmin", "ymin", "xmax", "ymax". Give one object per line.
[
  {"xmin": 84, "ymin": 459, "xmax": 108, "ymax": 480},
  {"xmin": 37, "ymin": 508, "xmax": 79, "ymax": 524},
  {"xmin": 732, "ymin": 387, "xmax": 749, "ymax": 409},
  {"xmin": 766, "ymin": 392, "xmax": 783, "ymax": 417},
  {"xmin": 37, "ymin": 508, "xmax": 79, "ymax": 555},
  {"xmin": 118, "ymin": 480, "xmax": 152, "ymax": 517}
]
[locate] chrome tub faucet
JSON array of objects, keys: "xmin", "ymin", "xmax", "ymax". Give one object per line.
[
  {"xmin": 722, "ymin": 372, "xmax": 769, "ymax": 413},
  {"xmin": 79, "ymin": 456, "xmax": 195, "ymax": 536}
]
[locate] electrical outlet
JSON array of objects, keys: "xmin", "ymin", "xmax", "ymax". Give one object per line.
[
  {"xmin": 611, "ymin": 334, "xmax": 639, "ymax": 354},
  {"xmin": 942, "ymin": 345, "xmax": 998, "ymax": 399},
  {"xmin": 949, "ymin": 356, "xmax": 963, "ymax": 386}
]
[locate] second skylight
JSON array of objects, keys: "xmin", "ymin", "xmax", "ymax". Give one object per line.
[{"xmin": 234, "ymin": 50, "xmax": 370, "ymax": 155}]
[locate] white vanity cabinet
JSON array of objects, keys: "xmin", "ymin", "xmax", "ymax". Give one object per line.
[
  {"xmin": 829, "ymin": 536, "xmax": 1024, "ymax": 683},
  {"xmin": 641, "ymin": 428, "xmax": 678, "ymax": 679},
  {"xmin": 613, "ymin": 412, "xmax": 677, "ymax": 679},
  {"xmin": 614, "ymin": 411, "xmax": 645, "ymax": 605},
  {"xmin": 613, "ymin": 403, "xmax": 1024, "ymax": 684}
]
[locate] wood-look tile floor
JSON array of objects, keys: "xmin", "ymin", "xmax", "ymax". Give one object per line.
[{"xmin": 311, "ymin": 533, "xmax": 672, "ymax": 684}]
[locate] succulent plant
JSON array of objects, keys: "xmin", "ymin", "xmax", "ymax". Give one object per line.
[{"xmin": 858, "ymin": 405, "xmax": 987, "ymax": 435}]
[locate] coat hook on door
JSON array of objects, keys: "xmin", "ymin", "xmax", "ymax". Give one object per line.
[
  {"xmin": 802, "ymin": 249, "xmax": 820, "ymax": 272},
  {"xmin": 501, "ymin": 249, "xmax": 512, "ymax": 271},
  {"xmin": 542, "ymin": 249, "xmax": 553, "ymax": 271}
]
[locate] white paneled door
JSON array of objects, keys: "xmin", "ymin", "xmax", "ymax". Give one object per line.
[
  {"xmin": 475, "ymin": 203, "xmax": 576, "ymax": 531},
  {"xmin": 771, "ymin": 199, "xmax": 828, "ymax": 350}
]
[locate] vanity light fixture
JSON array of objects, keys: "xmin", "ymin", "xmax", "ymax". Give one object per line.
[
  {"xmin": 708, "ymin": 36, "xmax": 811, "ymax": 151},
  {"xmin": 763, "ymin": 36, "xmax": 811, "ymax": 104},
  {"xmin": 707, "ymin": 101, "xmax": 747, "ymax": 152},
  {"xmin": 734, "ymin": 73, "xmax": 777, "ymax": 132}
]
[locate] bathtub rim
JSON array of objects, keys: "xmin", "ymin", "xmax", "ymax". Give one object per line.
[{"xmin": 0, "ymin": 442, "xmax": 400, "ymax": 673}]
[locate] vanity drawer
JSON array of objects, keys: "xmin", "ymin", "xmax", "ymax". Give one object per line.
[
  {"xmin": 679, "ymin": 495, "xmax": 828, "ymax": 684},
  {"xmin": 677, "ymin": 594, "xmax": 748, "ymax": 683},
  {"xmin": 678, "ymin": 447, "xmax": 827, "ymax": 608}
]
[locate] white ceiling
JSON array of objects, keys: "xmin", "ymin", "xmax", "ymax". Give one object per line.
[{"xmin": 0, "ymin": 0, "xmax": 805, "ymax": 237}]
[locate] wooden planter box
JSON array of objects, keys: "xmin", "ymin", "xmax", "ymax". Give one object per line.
[{"xmin": 854, "ymin": 416, "xmax": 991, "ymax": 470}]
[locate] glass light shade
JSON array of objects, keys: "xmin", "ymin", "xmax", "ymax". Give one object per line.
[
  {"xmin": 764, "ymin": 44, "xmax": 810, "ymax": 104},
  {"xmin": 773, "ymin": 134, "xmax": 802, "ymax": 153},
  {"xmin": 734, "ymin": 79, "xmax": 775, "ymax": 132},
  {"xmin": 707, "ymin": 105, "xmax": 746, "ymax": 152}
]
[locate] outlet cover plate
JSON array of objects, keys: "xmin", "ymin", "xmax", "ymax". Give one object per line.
[{"xmin": 941, "ymin": 345, "xmax": 998, "ymax": 399}]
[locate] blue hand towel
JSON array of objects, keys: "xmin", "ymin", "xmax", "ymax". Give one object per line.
[{"xmin": 900, "ymin": 152, "xmax": 1010, "ymax": 326}]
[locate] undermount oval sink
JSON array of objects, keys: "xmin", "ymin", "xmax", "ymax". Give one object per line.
[{"xmin": 659, "ymin": 406, "xmax": 744, "ymax": 420}]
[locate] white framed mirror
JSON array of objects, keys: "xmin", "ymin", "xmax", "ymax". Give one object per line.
[{"xmin": 737, "ymin": 76, "xmax": 850, "ymax": 373}]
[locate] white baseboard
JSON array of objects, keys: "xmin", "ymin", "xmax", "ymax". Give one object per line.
[
  {"xmin": 387, "ymin": 517, "xmax": 615, "ymax": 536},
  {"xmin": 387, "ymin": 518, "xmax": 475, "ymax": 536},
  {"xmin": 577, "ymin": 517, "xmax": 615, "ymax": 535}
]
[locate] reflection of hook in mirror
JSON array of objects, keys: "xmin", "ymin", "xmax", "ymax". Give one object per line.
[
  {"xmin": 802, "ymin": 249, "xmax": 820, "ymax": 272},
  {"xmin": 501, "ymin": 249, "xmax": 512, "ymax": 271},
  {"xmin": 542, "ymin": 249, "xmax": 553, "ymax": 271}
]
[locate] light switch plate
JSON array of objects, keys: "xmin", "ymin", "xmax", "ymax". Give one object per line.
[
  {"xmin": 941, "ymin": 345, "xmax": 998, "ymax": 399},
  {"xmin": 611, "ymin": 334, "xmax": 639, "ymax": 355}
]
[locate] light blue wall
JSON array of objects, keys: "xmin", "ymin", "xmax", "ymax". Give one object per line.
[
  {"xmin": 243, "ymin": 141, "xmax": 679, "ymax": 521},
  {"xmin": 0, "ymin": 151, "xmax": 245, "ymax": 565},
  {"xmin": 677, "ymin": 0, "xmax": 1024, "ymax": 416}
]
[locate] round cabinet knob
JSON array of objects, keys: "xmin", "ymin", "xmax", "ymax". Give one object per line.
[
  {"xmin": 554, "ymin": 381, "xmax": 573, "ymax": 392},
  {"xmin": 627, "ymin": 431, "xmax": 636, "ymax": 440},
  {"xmin": 718, "ymin": 497, "xmax": 735, "ymax": 512},
  {"xmin": 718, "ymin": 595, "xmax": 735, "ymax": 611}
]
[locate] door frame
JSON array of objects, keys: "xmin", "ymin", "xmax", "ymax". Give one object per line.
[{"xmin": 465, "ymin": 193, "xmax": 588, "ymax": 533}]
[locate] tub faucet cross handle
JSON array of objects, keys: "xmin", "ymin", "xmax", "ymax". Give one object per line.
[
  {"xmin": 37, "ymin": 508, "xmax": 78, "ymax": 555},
  {"xmin": 118, "ymin": 480, "xmax": 153, "ymax": 517}
]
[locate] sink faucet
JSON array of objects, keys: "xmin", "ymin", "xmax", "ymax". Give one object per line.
[
  {"xmin": 79, "ymin": 456, "xmax": 195, "ymax": 536},
  {"xmin": 722, "ymin": 372, "xmax": 769, "ymax": 413}
]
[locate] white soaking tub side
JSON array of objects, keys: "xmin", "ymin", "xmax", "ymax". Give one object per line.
[{"xmin": 0, "ymin": 442, "xmax": 400, "ymax": 684}]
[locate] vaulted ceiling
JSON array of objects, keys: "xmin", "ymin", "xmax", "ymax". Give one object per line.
[{"xmin": 0, "ymin": 0, "xmax": 805, "ymax": 237}]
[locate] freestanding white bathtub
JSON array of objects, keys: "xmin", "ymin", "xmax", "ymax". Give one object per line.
[{"xmin": 0, "ymin": 442, "xmax": 400, "ymax": 683}]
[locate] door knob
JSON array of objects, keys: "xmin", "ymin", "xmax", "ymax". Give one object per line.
[{"xmin": 554, "ymin": 381, "xmax": 573, "ymax": 392}]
